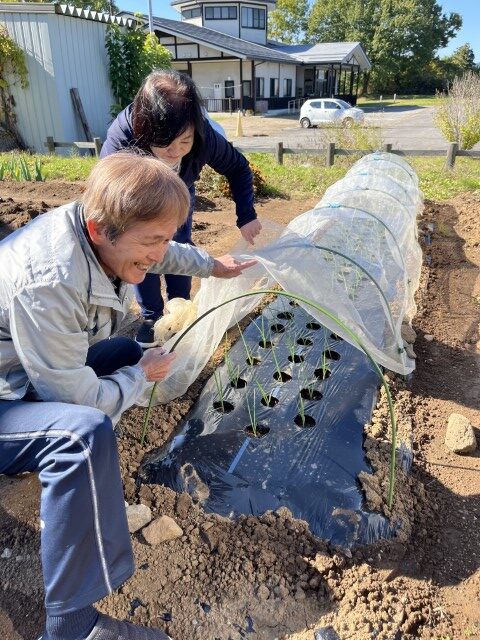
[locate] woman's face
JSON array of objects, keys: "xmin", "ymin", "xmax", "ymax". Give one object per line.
[{"xmin": 150, "ymin": 125, "xmax": 195, "ymax": 167}]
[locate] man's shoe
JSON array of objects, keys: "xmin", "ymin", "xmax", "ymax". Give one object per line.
[
  {"xmin": 135, "ymin": 319, "xmax": 159, "ymax": 348},
  {"xmin": 38, "ymin": 612, "xmax": 171, "ymax": 640}
]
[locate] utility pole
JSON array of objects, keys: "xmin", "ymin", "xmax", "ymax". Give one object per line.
[{"xmin": 148, "ymin": 0, "xmax": 154, "ymax": 33}]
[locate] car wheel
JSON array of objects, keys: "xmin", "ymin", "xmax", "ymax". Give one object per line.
[
  {"xmin": 343, "ymin": 117, "xmax": 354, "ymax": 127},
  {"xmin": 300, "ymin": 118, "xmax": 311, "ymax": 129}
]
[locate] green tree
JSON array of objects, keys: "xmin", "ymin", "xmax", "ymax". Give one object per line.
[
  {"xmin": 106, "ymin": 23, "xmax": 171, "ymax": 117},
  {"xmin": 444, "ymin": 43, "xmax": 476, "ymax": 72},
  {"xmin": 307, "ymin": 0, "xmax": 462, "ymax": 93},
  {"xmin": 268, "ymin": 0, "xmax": 309, "ymax": 44},
  {"xmin": 0, "ymin": 25, "xmax": 28, "ymax": 146}
]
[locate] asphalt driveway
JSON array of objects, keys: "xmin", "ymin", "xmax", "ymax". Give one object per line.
[{"xmin": 223, "ymin": 106, "xmax": 480, "ymax": 152}]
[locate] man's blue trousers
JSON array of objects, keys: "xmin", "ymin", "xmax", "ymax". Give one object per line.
[{"xmin": 0, "ymin": 337, "xmax": 143, "ymax": 615}]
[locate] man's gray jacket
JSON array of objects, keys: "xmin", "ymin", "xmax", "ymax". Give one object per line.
[{"xmin": 0, "ymin": 202, "xmax": 214, "ymax": 423}]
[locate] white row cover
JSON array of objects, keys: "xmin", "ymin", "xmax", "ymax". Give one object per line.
[{"xmin": 148, "ymin": 152, "xmax": 423, "ymax": 405}]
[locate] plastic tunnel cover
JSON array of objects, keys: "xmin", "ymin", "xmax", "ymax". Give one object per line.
[{"xmin": 140, "ymin": 153, "xmax": 422, "ymax": 407}]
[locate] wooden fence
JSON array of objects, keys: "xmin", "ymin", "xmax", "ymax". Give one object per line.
[
  {"xmin": 234, "ymin": 141, "xmax": 480, "ymax": 168},
  {"xmin": 45, "ymin": 136, "xmax": 102, "ymax": 157}
]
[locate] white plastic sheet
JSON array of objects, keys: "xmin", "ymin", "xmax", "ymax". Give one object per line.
[{"xmin": 145, "ymin": 153, "xmax": 423, "ymax": 405}]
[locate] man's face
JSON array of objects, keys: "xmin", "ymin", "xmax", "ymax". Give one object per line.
[
  {"xmin": 150, "ymin": 125, "xmax": 195, "ymax": 167},
  {"xmin": 92, "ymin": 218, "xmax": 178, "ymax": 284}
]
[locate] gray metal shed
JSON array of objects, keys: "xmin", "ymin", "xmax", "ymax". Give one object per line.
[{"xmin": 0, "ymin": 3, "xmax": 133, "ymax": 153}]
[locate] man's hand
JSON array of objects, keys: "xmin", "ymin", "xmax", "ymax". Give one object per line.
[
  {"xmin": 211, "ymin": 255, "xmax": 257, "ymax": 278},
  {"xmin": 139, "ymin": 348, "xmax": 176, "ymax": 382},
  {"xmin": 240, "ymin": 219, "xmax": 262, "ymax": 244}
]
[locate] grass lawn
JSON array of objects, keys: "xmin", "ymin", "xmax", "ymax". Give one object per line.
[
  {"xmin": 1, "ymin": 151, "xmax": 479, "ymax": 202},
  {"xmin": 358, "ymin": 95, "xmax": 438, "ymax": 109}
]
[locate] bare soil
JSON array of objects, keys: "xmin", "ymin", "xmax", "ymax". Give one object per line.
[{"xmin": 0, "ymin": 181, "xmax": 479, "ymax": 640}]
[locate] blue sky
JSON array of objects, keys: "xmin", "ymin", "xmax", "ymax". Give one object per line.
[{"xmin": 117, "ymin": 0, "xmax": 480, "ymax": 62}]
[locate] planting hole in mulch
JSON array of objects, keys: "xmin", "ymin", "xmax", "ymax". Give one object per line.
[
  {"xmin": 260, "ymin": 394, "xmax": 279, "ymax": 407},
  {"xmin": 306, "ymin": 321, "xmax": 321, "ymax": 330},
  {"xmin": 270, "ymin": 323, "xmax": 285, "ymax": 333},
  {"xmin": 273, "ymin": 370, "xmax": 292, "ymax": 382},
  {"xmin": 288, "ymin": 353, "xmax": 305, "ymax": 363},
  {"xmin": 244, "ymin": 424, "xmax": 270, "ymax": 438},
  {"xmin": 330, "ymin": 333, "xmax": 343, "ymax": 340},
  {"xmin": 231, "ymin": 378, "xmax": 247, "ymax": 389},
  {"xmin": 300, "ymin": 388, "xmax": 322, "ymax": 401},
  {"xmin": 246, "ymin": 356, "xmax": 261, "ymax": 366},
  {"xmin": 297, "ymin": 336, "xmax": 313, "ymax": 346},
  {"xmin": 258, "ymin": 339, "xmax": 273, "ymax": 348},
  {"xmin": 294, "ymin": 414, "xmax": 316, "ymax": 428},
  {"xmin": 212, "ymin": 400, "xmax": 234, "ymax": 413},
  {"xmin": 277, "ymin": 311, "xmax": 294, "ymax": 320},
  {"xmin": 323, "ymin": 350, "xmax": 340, "ymax": 360},
  {"xmin": 288, "ymin": 299, "xmax": 299, "ymax": 306},
  {"xmin": 314, "ymin": 367, "xmax": 331, "ymax": 380}
]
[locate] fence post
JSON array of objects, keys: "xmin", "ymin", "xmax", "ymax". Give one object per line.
[
  {"xmin": 275, "ymin": 141, "xmax": 284, "ymax": 165},
  {"xmin": 326, "ymin": 142, "xmax": 335, "ymax": 167},
  {"xmin": 93, "ymin": 137, "xmax": 102, "ymax": 158},
  {"xmin": 383, "ymin": 143, "xmax": 393, "ymax": 152},
  {"xmin": 446, "ymin": 142, "xmax": 458, "ymax": 169},
  {"xmin": 46, "ymin": 136, "xmax": 55, "ymax": 154},
  {"xmin": 228, "ymin": 97, "xmax": 232, "ymax": 114}
]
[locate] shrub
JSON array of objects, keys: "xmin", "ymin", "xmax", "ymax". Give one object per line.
[
  {"xmin": 197, "ymin": 161, "xmax": 269, "ymax": 198},
  {"xmin": 434, "ymin": 71, "xmax": 480, "ymax": 150}
]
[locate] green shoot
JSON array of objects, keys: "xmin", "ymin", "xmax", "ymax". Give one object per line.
[
  {"xmin": 255, "ymin": 380, "xmax": 272, "ymax": 407},
  {"xmin": 285, "ymin": 334, "xmax": 297, "ymax": 362},
  {"xmin": 19, "ymin": 157, "xmax": 31, "ymax": 181},
  {"xmin": 213, "ymin": 370, "xmax": 225, "ymax": 413},
  {"xmin": 236, "ymin": 320, "xmax": 254, "ymax": 364},
  {"xmin": 246, "ymin": 389, "xmax": 257, "ymax": 437},
  {"xmin": 34, "ymin": 158, "xmax": 45, "ymax": 182},
  {"xmin": 224, "ymin": 336, "xmax": 241, "ymax": 386},
  {"xmin": 298, "ymin": 394, "xmax": 306, "ymax": 426},
  {"xmin": 270, "ymin": 344, "xmax": 284, "ymax": 380},
  {"xmin": 252, "ymin": 315, "xmax": 271, "ymax": 347}
]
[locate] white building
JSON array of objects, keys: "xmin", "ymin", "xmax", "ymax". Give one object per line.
[
  {"xmin": 0, "ymin": 3, "xmax": 133, "ymax": 152},
  {"xmin": 122, "ymin": 0, "xmax": 371, "ymax": 112}
]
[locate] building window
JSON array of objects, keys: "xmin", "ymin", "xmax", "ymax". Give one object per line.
[
  {"xmin": 255, "ymin": 77, "xmax": 264, "ymax": 98},
  {"xmin": 241, "ymin": 7, "xmax": 265, "ymax": 29},
  {"xmin": 182, "ymin": 7, "xmax": 201, "ymax": 19},
  {"xmin": 270, "ymin": 77, "xmax": 279, "ymax": 97},
  {"xmin": 225, "ymin": 80, "xmax": 235, "ymax": 98},
  {"xmin": 205, "ymin": 6, "xmax": 237, "ymax": 19},
  {"xmin": 242, "ymin": 80, "xmax": 251, "ymax": 97},
  {"xmin": 283, "ymin": 78, "xmax": 292, "ymax": 97}
]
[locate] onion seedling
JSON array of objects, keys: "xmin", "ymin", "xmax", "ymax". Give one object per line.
[
  {"xmin": 213, "ymin": 370, "xmax": 225, "ymax": 413},
  {"xmin": 246, "ymin": 389, "xmax": 258, "ymax": 437},
  {"xmin": 224, "ymin": 336, "xmax": 241, "ymax": 387}
]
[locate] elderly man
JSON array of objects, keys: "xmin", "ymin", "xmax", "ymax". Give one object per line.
[{"xmin": 0, "ymin": 153, "xmax": 254, "ymax": 640}]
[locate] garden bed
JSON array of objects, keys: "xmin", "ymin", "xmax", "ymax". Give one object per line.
[{"xmin": 0, "ymin": 182, "xmax": 479, "ymax": 640}]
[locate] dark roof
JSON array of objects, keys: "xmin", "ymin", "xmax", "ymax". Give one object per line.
[{"xmin": 148, "ymin": 15, "xmax": 297, "ymax": 64}]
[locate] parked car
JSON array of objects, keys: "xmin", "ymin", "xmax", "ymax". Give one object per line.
[{"xmin": 299, "ymin": 99, "xmax": 365, "ymax": 128}]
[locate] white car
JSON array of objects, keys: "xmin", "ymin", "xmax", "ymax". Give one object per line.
[{"xmin": 299, "ymin": 98, "xmax": 364, "ymax": 128}]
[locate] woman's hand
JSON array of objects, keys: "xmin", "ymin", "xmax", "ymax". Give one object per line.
[
  {"xmin": 211, "ymin": 255, "xmax": 257, "ymax": 278},
  {"xmin": 139, "ymin": 348, "xmax": 176, "ymax": 382},
  {"xmin": 240, "ymin": 219, "xmax": 262, "ymax": 244}
]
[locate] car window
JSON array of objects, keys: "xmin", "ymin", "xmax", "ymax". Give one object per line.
[
  {"xmin": 324, "ymin": 101, "xmax": 340, "ymax": 110},
  {"xmin": 337, "ymin": 99, "xmax": 352, "ymax": 108},
  {"xmin": 309, "ymin": 101, "xmax": 322, "ymax": 108}
]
